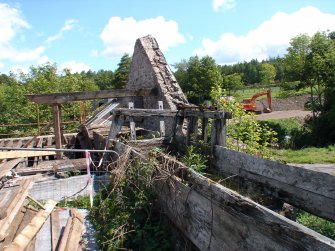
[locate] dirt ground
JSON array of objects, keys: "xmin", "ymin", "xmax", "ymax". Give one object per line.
[
  {"xmin": 255, "ymin": 110, "xmax": 312, "ymax": 121},
  {"xmin": 255, "ymin": 94, "xmax": 311, "ymax": 120}
]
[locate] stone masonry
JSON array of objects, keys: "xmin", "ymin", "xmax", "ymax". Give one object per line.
[{"xmin": 126, "ymin": 35, "xmax": 188, "ymax": 135}]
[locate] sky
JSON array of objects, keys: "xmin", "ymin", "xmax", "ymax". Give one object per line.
[{"xmin": 0, "ymin": 0, "xmax": 335, "ymax": 74}]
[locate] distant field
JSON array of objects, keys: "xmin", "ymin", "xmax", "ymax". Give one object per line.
[
  {"xmin": 232, "ymin": 86, "xmax": 310, "ymax": 101},
  {"xmin": 272, "ymin": 146, "xmax": 335, "ymax": 164}
]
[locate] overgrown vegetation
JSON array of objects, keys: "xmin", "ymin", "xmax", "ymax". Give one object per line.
[
  {"xmin": 180, "ymin": 145, "xmax": 208, "ymax": 173},
  {"xmin": 57, "ymin": 195, "xmax": 91, "ymax": 208},
  {"xmin": 297, "ymin": 210, "xmax": 335, "ymax": 240},
  {"xmin": 90, "ymin": 156, "xmax": 171, "ymax": 251}
]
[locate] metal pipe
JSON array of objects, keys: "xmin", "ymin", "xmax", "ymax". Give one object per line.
[{"xmin": 0, "ymin": 147, "xmax": 116, "ymax": 153}]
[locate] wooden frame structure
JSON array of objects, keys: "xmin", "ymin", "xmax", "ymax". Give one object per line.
[{"xmin": 26, "ymin": 88, "xmax": 156, "ymax": 158}]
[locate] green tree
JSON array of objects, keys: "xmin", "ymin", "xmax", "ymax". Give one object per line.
[
  {"xmin": 224, "ymin": 73, "xmax": 243, "ymax": 94},
  {"xmin": 174, "ymin": 55, "xmax": 222, "ymax": 103},
  {"xmin": 259, "ymin": 63, "xmax": 276, "ymax": 85},
  {"xmin": 113, "ymin": 53, "xmax": 131, "ymax": 89}
]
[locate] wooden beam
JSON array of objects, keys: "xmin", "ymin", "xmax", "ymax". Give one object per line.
[
  {"xmin": 0, "ymin": 151, "xmax": 56, "ymax": 160},
  {"xmin": 58, "ymin": 209, "xmax": 84, "ymax": 251},
  {"xmin": 15, "ymin": 158, "xmax": 86, "ymax": 176},
  {"xmin": 51, "ymin": 210, "xmax": 60, "ymax": 251},
  {"xmin": 212, "ymin": 146, "xmax": 335, "ymax": 221},
  {"xmin": 26, "ymin": 88, "xmax": 156, "ymax": 104},
  {"xmin": 113, "ymin": 108, "xmax": 227, "ymax": 119},
  {"xmin": 155, "ymin": 153, "xmax": 335, "ymax": 251},
  {"xmin": 52, "ymin": 104, "xmax": 62, "ymax": 159},
  {"xmin": 0, "ymin": 158, "xmax": 24, "ymax": 179},
  {"xmin": 4, "ymin": 199, "xmax": 57, "ymax": 251}
]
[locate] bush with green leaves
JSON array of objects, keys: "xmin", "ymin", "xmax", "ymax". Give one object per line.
[
  {"xmin": 212, "ymin": 89, "xmax": 277, "ymax": 157},
  {"xmin": 90, "ymin": 159, "xmax": 171, "ymax": 251},
  {"xmin": 181, "ymin": 145, "xmax": 208, "ymax": 173}
]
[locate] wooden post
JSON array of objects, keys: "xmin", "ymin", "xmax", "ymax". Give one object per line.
[
  {"xmin": 201, "ymin": 117, "xmax": 209, "ymax": 142},
  {"xmin": 211, "ymin": 118, "xmax": 226, "ymax": 149},
  {"xmin": 52, "ymin": 104, "xmax": 62, "ymax": 159},
  {"xmin": 158, "ymin": 101, "xmax": 165, "ymax": 137},
  {"xmin": 128, "ymin": 102, "xmax": 136, "ymax": 141},
  {"xmin": 186, "ymin": 117, "xmax": 198, "ymax": 146}
]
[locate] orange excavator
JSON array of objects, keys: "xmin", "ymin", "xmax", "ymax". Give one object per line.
[{"xmin": 242, "ymin": 89, "xmax": 272, "ymax": 113}]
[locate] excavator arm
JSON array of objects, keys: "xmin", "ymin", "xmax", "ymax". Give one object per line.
[{"xmin": 242, "ymin": 89, "xmax": 272, "ymax": 113}]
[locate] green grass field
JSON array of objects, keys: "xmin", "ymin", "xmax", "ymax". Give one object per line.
[{"xmin": 271, "ymin": 146, "xmax": 335, "ymax": 163}]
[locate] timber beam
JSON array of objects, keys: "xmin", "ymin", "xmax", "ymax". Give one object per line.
[
  {"xmin": 113, "ymin": 108, "xmax": 232, "ymax": 119},
  {"xmin": 26, "ymin": 88, "xmax": 157, "ymax": 104}
]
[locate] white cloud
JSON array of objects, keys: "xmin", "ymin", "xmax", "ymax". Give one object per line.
[
  {"xmin": 213, "ymin": 0, "xmax": 236, "ymax": 12},
  {"xmin": 0, "ymin": 62, "xmax": 4, "ymax": 69},
  {"xmin": 0, "ymin": 3, "xmax": 30, "ymax": 45},
  {"xmin": 46, "ymin": 19, "xmax": 78, "ymax": 44},
  {"xmin": 10, "ymin": 64, "xmax": 30, "ymax": 74},
  {"xmin": 100, "ymin": 16, "xmax": 185, "ymax": 58},
  {"xmin": 60, "ymin": 60, "xmax": 91, "ymax": 73},
  {"xmin": 195, "ymin": 6, "xmax": 335, "ymax": 65},
  {"xmin": 0, "ymin": 3, "xmax": 46, "ymax": 64},
  {"xmin": 37, "ymin": 55, "xmax": 51, "ymax": 65}
]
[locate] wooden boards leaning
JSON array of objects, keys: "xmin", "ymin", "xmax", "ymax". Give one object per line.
[
  {"xmin": 0, "ymin": 179, "xmax": 34, "ymax": 240},
  {"xmin": 4, "ymin": 199, "xmax": 57, "ymax": 251}
]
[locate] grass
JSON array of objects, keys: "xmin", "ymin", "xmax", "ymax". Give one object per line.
[
  {"xmin": 297, "ymin": 210, "xmax": 335, "ymax": 240},
  {"xmin": 272, "ymin": 145, "xmax": 335, "ymax": 163}
]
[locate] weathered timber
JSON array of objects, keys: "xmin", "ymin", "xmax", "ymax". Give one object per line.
[
  {"xmin": 212, "ymin": 146, "xmax": 335, "ymax": 221},
  {"xmin": 107, "ymin": 114, "xmax": 125, "ymax": 145},
  {"xmin": 0, "ymin": 207, "xmax": 25, "ymax": 250},
  {"xmin": 156, "ymin": 153, "xmax": 335, "ymax": 251},
  {"xmin": 113, "ymin": 108, "xmax": 227, "ymax": 119},
  {"xmin": 0, "ymin": 158, "xmax": 24, "ymax": 179},
  {"xmin": 13, "ymin": 206, "xmax": 38, "ymax": 251},
  {"xmin": 186, "ymin": 117, "xmax": 198, "ymax": 146},
  {"xmin": 0, "ymin": 179, "xmax": 34, "ymax": 241},
  {"xmin": 15, "ymin": 158, "xmax": 86, "ymax": 176},
  {"xmin": 158, "ymin": 101, "xmax": 166, "ymax": 137},
  {"xmin": 201, "ymin": 118, "xmax": 209, "ymax": 142},
  {"xmin": 129, "ymin": 102, "xmax": 136, "ymax": 140},
  {"xmin": 4, "ymin": 199, "xmax": 57, "ymax": 251},
  {"xmin": 52, "ymin": 104, "xmax": 62, "ymax": 159},
  {"xmin": 26, "ymin": 88, "xmax": 156, "ymax": 104},
  {"xmin": 51, "ymin": 209, "xmax": 60, "ymax": 251},
  {"xmin": 0, "ymin": 150, "xmax": 56, "ymax": 160},
  {"xmin": 57, "ymin": 209, "xmax": 84, "ymax": 251}
]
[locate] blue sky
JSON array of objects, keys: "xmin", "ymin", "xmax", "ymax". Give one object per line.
[{"xmin": 0, "ymin": 0, "xmax": 335, "ymax": 74}]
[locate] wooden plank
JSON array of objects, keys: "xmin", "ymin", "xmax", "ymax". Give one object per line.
[
  {"xmin": 57, "ymin": 217, "xmax": 72, "ymax": 251},
  {"xmin": 26, "ymin": 88, "xmax": 155, "ymax": 104},
  {"xmin": 14, "ymin": 207, "xmax": 38, "ymax": 251},
  {"xmin": 0, "ymin": 179, "xmax": 34, "ymax": 240},
  {"xmin": 15, "ymin": 158, "xmax": 86, "ymax": 176},
  {"xmin": 4, "ymin": 199, "xmax": 57, "ymax": 251},
  {"xmin": 129, "ymin": 102, "xmax": 136, "ymax": 141},
  {"xmin": 51, "ymin": 210, "xmax": 60, "ymax": 251},
  {"xmin": 0, "ymin": 151, "xmax": 56, "ymax": 160},
  {"xmin": 113, "ymin": 108, "xmax": 226, "ymax": 119},
  {"xmin": 0, "ymin": 207, "xmax": 26, "ymax": 250},
  {"xmin": 158, "ymin": 101, "xmax": 165, "ymax": 137},
  {"xmin": 0, "ymin": 158, "xmax": 24, "ymax": 179},
  {"xmin": 65, "ymin": 209, "xmax": 84, "ymax": 251},
  {"xmin": 212, "ymin": 146, "xmax": 335, "ymax": 221},
  {"xmin": 52, "ymin": 104, "xmax": 62, "ymax": 159},
  {"xmin": 155, "ymin": 153, "xmax": 335, "ymax": 251},
  {"xmin": 107, "ymin": 114, "xmax": 125, "ymax": 144},
  {"xmin": 58, "ymin": 209, "xmax": 84, "ymax": 251}
]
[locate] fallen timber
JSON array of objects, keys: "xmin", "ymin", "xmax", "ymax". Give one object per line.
[
  {"xmin": 110, "ymin": 141, "xmax": 335, "ymax": 251},
  {"xmin": 212, "ymin": 146, "xmax": 335, "ymax": 222}
]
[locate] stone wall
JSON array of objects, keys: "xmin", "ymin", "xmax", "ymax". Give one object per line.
[{"xmin": 126, "ymin": 35, "xmax": 188, "ymax": 136}]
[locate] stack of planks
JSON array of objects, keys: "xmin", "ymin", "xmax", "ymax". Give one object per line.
[{"xmin": 0, "ymin": 179, "xmax": 85, "ymax": 251}]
